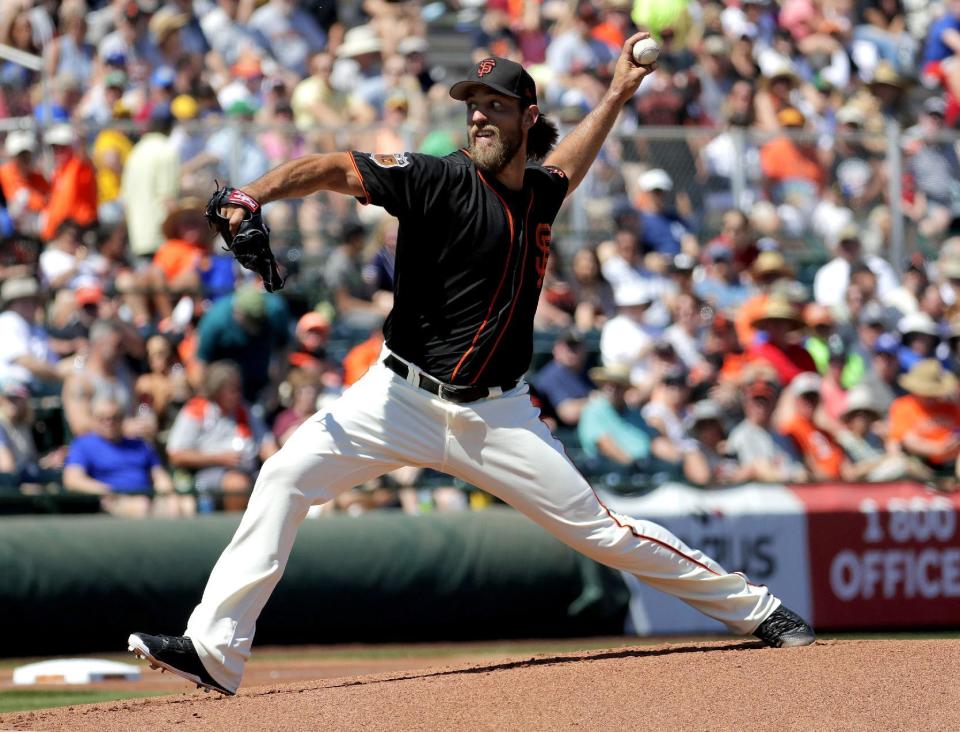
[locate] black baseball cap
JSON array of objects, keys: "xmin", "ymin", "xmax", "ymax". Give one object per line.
[{"xmin": 450, "ymin": 56, "xmax": 538, "ymax": 107}]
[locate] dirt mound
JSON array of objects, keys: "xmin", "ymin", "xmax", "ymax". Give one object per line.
[{"xmin": 3, "ymin": 639, "xmax": 958, "ymax": 731}]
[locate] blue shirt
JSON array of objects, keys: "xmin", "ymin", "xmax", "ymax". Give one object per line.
[
  {"xmin": 533, "ymin": 361, "xmax": 593, "ymax": 425},
  {"xmin": 578, "ymin": 396, "xmax": 656, "ymax": 460},
  {"xmin": 924, "ymin": 15, "xmax": 960, "ymax": 65},
  {"xmin": 640, "ymin": 211, "xmax": 690, "ymax": 256},
  {"xmin": 65, "ymin": 434, "xmax": 160, "ymax": 494}
]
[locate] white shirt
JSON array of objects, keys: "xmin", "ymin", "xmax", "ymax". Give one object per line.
[
  {"xmin": 600, "ymin": 255, "xmax": 676, "ymax": 329},
  {"xmin": 600, "ymin": 314, "xmax": 655, "ymax": 386},
  {"xmin": 0, "ymin": 311, "xmax": 55, "ymax": 386},
  {"xmin": 38, "ymin": 248, "xmax": 101, "ymax": 290},
  {"xmin": 813, "ymin": 255, "xmax": 898, "ymax": 308},
  {"xmin": 121, "ymin": 133, "xmax": 180, "ymax": 257}
]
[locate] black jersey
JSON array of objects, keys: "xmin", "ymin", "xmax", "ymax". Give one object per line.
[{"xmin": 350, "ymin": 149, "xmax": 569, "ymax": 388}]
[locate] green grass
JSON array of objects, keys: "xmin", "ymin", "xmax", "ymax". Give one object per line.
[{"xmin": 0, "ymin": 689, "xmax": 168, "ymax": 714}]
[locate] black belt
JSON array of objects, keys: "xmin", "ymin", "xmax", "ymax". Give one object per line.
[{"xmin": 383, "ymin": 354, "xmax": 517, "ymax": 404}]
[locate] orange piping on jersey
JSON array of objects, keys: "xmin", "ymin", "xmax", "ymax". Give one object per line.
[
  {"xmin": 470, "ymin": 193, "xmax": 535, "ymax": 385},
  {"xmin": 348, "ymin": 151, "xmax": 371, "ymax": 205},
  {"xmin": 450, "ymin": 169, "xmax": 516, "ymax": 383}
]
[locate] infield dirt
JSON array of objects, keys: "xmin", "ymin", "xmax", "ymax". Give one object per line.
[{"xmin": 2, "ymin": 639, "xmax": 957, "ymax": 730}]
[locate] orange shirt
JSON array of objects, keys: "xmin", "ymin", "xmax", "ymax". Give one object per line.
[
  {"xmin": 759, "ymin": 137, "xmax": 826, "ymax": 188},
  {"xmin": 735, "ymin": 293, "xmax": 768, "ymax": 349},
  {"xmin": 342, "ymin": 333, "xmax": 383, "ymax": 386},
  {"xmin": 0, "ymin": 160, "xmax": 49, "ymax": 212},
  {"xmin": 781, "ymin": 414, "xmax": 845, "ymax": 480},
  {"xmin": 41, "ymin": 155, "xmax": 98, "ymax": 240},
  {"xmin": 153, "ymin": 239, "xmax": 206, "ymax": 281},
  {"xmin": 888, "ymin": 395, "xmax": 960, "ymax": 464}
]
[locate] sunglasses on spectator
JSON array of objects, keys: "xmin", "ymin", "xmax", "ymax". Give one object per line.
[{"xmin": 96, "ymin": 414, "xmax": 123, "ymax": 422}]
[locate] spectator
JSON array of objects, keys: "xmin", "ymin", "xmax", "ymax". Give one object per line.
[
  {"xmin": 194, "ymin": 285, "xmax": 291, "ymax": 402},
  {"xmin": 599, "ymin": 282, "xmax": 658, "ymax": 389},
  {"xmin": 0, "ymin": 131, "xmax": 49, "ymax": 237},
  {"xmin": 664, "ymin": 292, "xmax": 713, "ymax": 378},
  {"xmin": 634, "ymin": 168, "xmax": 697, "ymax": 257},
  {"xmin": 759, "ymin": 108, "xmax": 825, "ymax": 218},
  {"xmin": 38, "ymin": 220, "xmax": 101, "ymax": 292},
  {"xmin": 682, "ymin": 399, "xmax": 752, "ymax": 486},
  {"xmin": 921, "ymin": 0, "xmax": 960, "ymax": 99},
  {"xmin": 203, "ymin": 99, "xmax": 271, "ymax": 186},
  {"xmin": 532, "ymin": 328, "xmax": 594, "ymax": 428},
  {"xmin": 896, "ymin": 312, "xmax": 943, "ymax": 372},
  {"xmin": 166, "ymin": 361, "xmax": 277, "ymax": 512},
  {"xmin": 727, "ymin": 377, "xmax": 807, "ymax": 482},
  {"xmin": 272, "ymin": 368, "xmax": 321, "ymax": 447},
  {"xmin": 61, "ymin": 320, "xmax": 144, "ymax": 439},
  {"xmin": 747, "ymin": 298, "xmax": 817, "ymax": 385},
  {"xmin": 568, "ymin": 247, "xmax": 616, "ymax": 331},
  {"xmin": 0, "ymin": 379, "xmax": 39, "ymax": 484},
  {"xmin": 151, "ymin": 197, "xmax": 228, "ymax": 302},
  {"xmin": 45, "ymin": 1, "xmax": 96, "ymax": 86},
  {"xmin": 63, "ymin": 395, "xmax": 177, "ymax": 518},
  {"xmin": 89, "ymin": 97, "xmax": 135, "ymax": 223},
  {"xmin": 200, "ymin": 0, "xmax": 268, "ymax": 68},
  {"xmin": 289, "ymin": 311, "xmax": 336, "ymax": 381},
  {"xmin": 341, "ymin": 323, "xmax": 385, "ymax": 387},
  {"xmin": 813, "ymin": 223, "xmax": 898, "ymax": 308},
  {"xmin": 735, "ymin": 250, "xmax": 793, "ymax": 348},
  {"xmin": 836, "ymin": 385, "xmax": 932, "ymax": 482},
  {"xmin": 695, "ymin": 243, "xmax": 752, "ymax": 312},
  {"xmin": 577, "ymin": 365, "xmax": 682, "ymax": 473},
  {"xmin": 135, "ymin": 334, "xmax": 190, "ymax": 435},
  {"xmin": 250, "ymin": 0, "xmax": 326, "ymax": 76},
  {"xmin": 0, "ymin": 278, "xmax": 60, "ymax": 388},
  {"xmin": 641, "ymin": 365, "xmax": 695, "ymax": 448},
  {"xmin": 40, "ymin": 125, "xmax": 97, "ymax": 242},
  {"xmin": 291, "ymin": 51, "xmax": 350, "ymax": 131},
  {"xmin": 888, "ymin": 359, "xmax": 960, "ymax": 479},
  {"xmin": 597, "ymin": 228, "xmax": 674, "ymax": 328},
  {"xmin": 121, "ymin": 104, "xmax": 181, "ymax": 261},
  {"xmin": 779, "ymin": 372, "xmax": 850, "ymax": 481},
  {"xmin": 324, "ymin": 222, "xmax": 390, "ymax": 330}
]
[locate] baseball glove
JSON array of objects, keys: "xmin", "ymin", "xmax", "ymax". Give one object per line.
[{"xmin": 205, "ymin": 184, "xmax": 285, "ymax": 292}]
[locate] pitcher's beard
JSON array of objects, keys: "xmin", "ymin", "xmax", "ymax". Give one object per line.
[{"xmin": 469, "ymin": 127, "xmax": 522, "ymax": 173}]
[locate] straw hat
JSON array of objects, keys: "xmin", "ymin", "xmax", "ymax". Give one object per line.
[
  {"xmin": 840, "ymin": 386, "xmax": 882, "ymax": 420},
  {"xmin": 337, "ymin": 25, "xmax": 382, "ymax": 58},
  {"xmin": 752, "ymin": 298, "xmax": 803, "ymax": 328},
  {"xmin": 161, "ymin": 197, "xmax": 207, "ymax": 240},
  {"xmin": 751, "ymin": 251, "xmax": 794, "ymax": 278},
  {"xmin": 898, "ymin": 359, "xmax": 958, "ymax": 398},
  {"xmin": 149, "ymin": 8, "xmax": 188, "ymax": 45},
  {"xmin": 0, "ymin": 277, "xmax": 39, "ymax": 307},
  {"xmin": 868, "ymin": 62, "xmax": 907, "ymax": 91},
  {"xmin": 588, "ymin": 364, "xmax": 632, "ymax": 386}
]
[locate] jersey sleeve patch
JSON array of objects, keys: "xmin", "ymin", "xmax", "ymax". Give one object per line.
[
  {"xmin": 370, "ymin": 153, "xmax": 410, "ymax": 168},
  {"xmin": 543, "ymin": 165, "xmax": 567, "ymax": 180}
]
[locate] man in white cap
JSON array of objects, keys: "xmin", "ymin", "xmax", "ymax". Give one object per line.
[
  {"xmin": 0, "ymin": 131, "xmax": 48, "ymax": 236},
  {"xmin": 599, "ymin": 281, "xmax": 658, "ymax": 389},
  {"xmin": 633, "ymin": 168, "xmax": 697, "ymax": 257},
  {"xmin": 0, "ymin": 279, "xmax": 60, "ymax": 388},
  {"xmin": 40, "ymin": 124, "xmax": 98, "ymax": 242}
]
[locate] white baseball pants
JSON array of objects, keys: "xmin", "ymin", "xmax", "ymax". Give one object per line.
[{"xmin": 186, "ymin": 352, "xmax": 780, "ymax": 692}]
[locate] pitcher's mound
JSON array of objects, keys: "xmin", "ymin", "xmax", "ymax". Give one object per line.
[{"xmin": 4, "ymin": 639, "xmax": 959, "ymax": 731}]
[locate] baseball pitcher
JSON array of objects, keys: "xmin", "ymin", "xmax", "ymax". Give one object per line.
[{"xmin": 129, "ymin": 34, "xmax": 814, "ymax": 696}]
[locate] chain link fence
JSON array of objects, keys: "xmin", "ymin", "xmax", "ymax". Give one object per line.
[{"xmin": 5, "ymin": 115, "xmax": 958, "ymax": 283}]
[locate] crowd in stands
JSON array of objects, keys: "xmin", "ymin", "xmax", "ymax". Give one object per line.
[{"xmin": 3, "ymin": 0, "xmax": 960, "ymax": 517}]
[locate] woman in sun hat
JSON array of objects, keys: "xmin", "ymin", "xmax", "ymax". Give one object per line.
[{"xmin": 887, "ymin": 359, "xmax": 960, "ymax": 478}]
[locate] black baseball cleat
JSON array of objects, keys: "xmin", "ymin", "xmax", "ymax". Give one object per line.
[
  {"xmin": 128, "ymin": 632, "xmax": 235, "ymax": 695},
  {"xmin": 753, "ymin": 605, "xmax": 816, "ymax": 648}
]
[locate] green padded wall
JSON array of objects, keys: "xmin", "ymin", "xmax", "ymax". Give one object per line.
[{"xmin": 0, "ymin": 508, "xmax": 629, "ymax": 656}]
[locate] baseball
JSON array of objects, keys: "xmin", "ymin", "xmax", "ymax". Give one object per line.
[{"xmin": 632, "ymin": 38, "xmax": 660, "ymax": 66}]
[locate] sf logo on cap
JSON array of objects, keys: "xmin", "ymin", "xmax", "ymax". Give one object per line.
[{"xmin": 477, "ymin": 58, "xmax": 497, "ymax": 77}]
